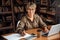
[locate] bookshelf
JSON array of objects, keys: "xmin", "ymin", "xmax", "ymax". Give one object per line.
[
  {"xmin": 39, "ymin": 0, "xmax": 56, "ymax": 25},
  {"xmin": 0, "ymin": 0, "xmax": 15, "ymax": 33},
  {"xmin": 13, "ymin": 0, "xmax": 56, "ymax": 25},
  {"xmin": 0, "ymin": 0, "xmax": 56, "ymax": 34}
]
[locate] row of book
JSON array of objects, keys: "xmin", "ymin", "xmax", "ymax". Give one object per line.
[
  {"xmin": 0, "ymin": 7, "xmax": 11, "ymax": 12},
  {"xmin": 0, "ymin": 0, "xmax": 11, "ymax": 6}
]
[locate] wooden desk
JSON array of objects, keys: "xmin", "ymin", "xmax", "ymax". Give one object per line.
[
  {"xmin": 26, "ymin": 28, "xmax": 60, "ymax": 40},
  {"xmin": 1, "ymin": 28, "xmax": 60, "ymax": 40},
  {"xmin": 26, "ymin": 28, "xmax": 48, "ymax": 40}
]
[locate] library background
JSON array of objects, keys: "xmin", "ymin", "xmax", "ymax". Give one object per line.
[{"xmin": 0, "ymin": 0, "xmax": 59, "ymax": 35}]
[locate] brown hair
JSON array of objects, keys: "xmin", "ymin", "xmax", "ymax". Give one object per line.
[{"xmin": 26, "ymin": 2, "xmax": 36, "ymax": 10}]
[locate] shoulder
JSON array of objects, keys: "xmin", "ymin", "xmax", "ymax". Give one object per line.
[
  {"xmin": 19, "ymin": 16, "xmax": 27, "ymax": 22},
  {"xmin": 34, "ymin": 14, "xmax": 41, "ymax": 18}
]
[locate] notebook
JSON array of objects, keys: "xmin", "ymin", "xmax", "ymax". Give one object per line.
[
  {"xmin": 48, "ymin": 24, "xmax": 60, "ymax": 36},
  {"xmin": 2, "ymin": 33, "xmax": 36, "ymax": 40}
]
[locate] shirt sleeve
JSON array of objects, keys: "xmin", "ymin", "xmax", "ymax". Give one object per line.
[
  {"xmin": 16, "ymin": 17, "xmax": 26, "ymax": 32},
  {"xmin": 35, "ymin": 14, "xmax": 47, "ymax": 27},
  {"xmin": 39, "ymin": 16, "xmax": 47, "ymax": 27}
]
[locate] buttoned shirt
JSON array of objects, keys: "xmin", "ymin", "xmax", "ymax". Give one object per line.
[{"xmin": 16, "ymin": 14, "xmax": 47, "ymax": 31}]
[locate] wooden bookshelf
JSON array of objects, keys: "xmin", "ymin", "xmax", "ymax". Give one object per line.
[
  {"xmin": 0, "ymin": 0, "xmax": 56, "ymax": 34},
  {"xmin": 0, "ymin": 0, "xmax": 15, "ymax": 33}
]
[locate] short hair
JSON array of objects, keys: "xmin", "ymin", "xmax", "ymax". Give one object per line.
[{"xmin": 26, "ymin": 2, "xmax": 36, "ymax": 9}]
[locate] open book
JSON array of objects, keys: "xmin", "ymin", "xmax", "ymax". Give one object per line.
[{"xmin": 2, "ymin": 33, "xmax": 36, "ymax": 40}]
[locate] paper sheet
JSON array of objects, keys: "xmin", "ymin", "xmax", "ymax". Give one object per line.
[
  {"xmin": 2, "ymin": 33, "xmax": 36, "ymax": 40},
  {"xmin": 48, "ymin": 24, "xmax": 60, "ymax": 36}
]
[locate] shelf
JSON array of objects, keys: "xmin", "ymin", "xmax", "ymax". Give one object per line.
[
  {"xmin": 40, "ymin": 5, "xmax": 48, "ymax": 7},
  {"xmin": 0, "ymin": 21, "xmax": 13, "ymax": 30},
  {"xmin": 40, "ymin": 0, "xmax": 55, "ymax": 17},
  {"xmin": 2, "ymin": 0, "xmax": 11, "ymax": 6},
  {"xmin": 40, "ymin": 10, "xmax": 47, "ymax": 13},
  {"xmin": 0, "ymin": 0, "xmax": 15, "ymax": 32},
  {"xmin": 0, "ymin": 5, "xmax": 11, "ymax": 7},
  {"xmin": 2, "ymin": 12, "xmax": 12, "ymax": 13},
  {"xmin": 0, "ymin": 12, "xmax": 12, "ymax": 14},
  {"xmin": 47, "ymin": 11, "xmax": 55, "ymax": 16},
  {"xmin": 0, "ymin": 26, "xmax": 13, "ymax": 30}
]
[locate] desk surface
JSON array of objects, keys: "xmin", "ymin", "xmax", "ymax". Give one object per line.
[
  {"xmin": 1, "ymin": 28, "xmax": 60, "ymax": 40},
  {"xmin": 26, "ymin": 28, "xmax": 60, "ymax": 40}
]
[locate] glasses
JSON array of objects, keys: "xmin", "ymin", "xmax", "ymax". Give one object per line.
[{"xmin": 27, "ymin": 8, "xmax": 36, "ymax": 11}]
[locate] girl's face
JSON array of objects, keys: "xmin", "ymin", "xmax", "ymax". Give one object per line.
[{"xmin": 27, "ymin": 7, "xmax": 36, "ymax": 16}]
